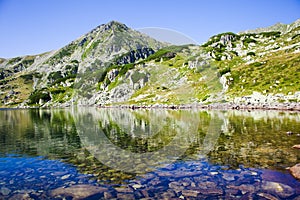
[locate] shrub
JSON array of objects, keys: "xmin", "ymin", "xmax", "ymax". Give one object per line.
[
  {"xmin": 247, "ymin": 52, "xmax": 256, "ymax": 56},
  {"xmin": 52, "ymin": 74, "xmax": 76, "ymax": 85},
  {"xmin": 243, "ymin": 38, "xmax": 257, "ymax": 45},
  {"xmin": 29, "ymin": 90, "xmax": 51, "ymax": 104},
  {"xmin": 49, "ymin": 71, "xmax": 63, "ymax": 80},
  {"xmin": 119, "ymin": 63, "xmax": 134, "ymax": 76},
  {"xmin": 7, "ymin": 57, "xmax": 22, "ymax": 65},
  {"xmin": 252, "ymin": 62, "xmax": 263, "ymax": 67},
  {"xmin": 261, "ymin": 31, "xmax": 281, "ymax": 38},
  {"xmin": 291, "ymin": 34, "xmax": 300, "ymax": 40},
  {"xmin": 218, "ymin": 67, "xmax": 231, "ymax": 76}
]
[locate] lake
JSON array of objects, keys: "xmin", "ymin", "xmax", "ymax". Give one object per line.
[{"xmin": 0, "ymin": 108, "xmax": 300, "ymax": 199}]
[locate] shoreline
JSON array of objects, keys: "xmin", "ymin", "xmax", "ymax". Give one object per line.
[
  {"xmin": 1, "ymin": 102, "xmax": 300, "ymax": 112},
  {"xmin": 98, "ymin": 102, "xmax": 300, "ymax": 112}
]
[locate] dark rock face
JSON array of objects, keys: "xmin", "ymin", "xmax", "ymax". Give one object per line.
[
  {"xmin": 78, "ymin": 38, "xmax": 87, "ymax": 47},
  {"xmin": 13, "ymin": 63, "xmax": 26, "ymax": 73},
  {"xmin": 116, "ymin": 47, "xmax": 155, "ymax": 65},
  {"xmin": 0, "ymin": 69, "xmax": 13, "ymax": 80},
  {"xmin": 104, "ymin": 21, "xmax": 129, "ymax": 32}
]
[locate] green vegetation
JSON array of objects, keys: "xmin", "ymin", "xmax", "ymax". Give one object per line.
[
  {"xmin": 291, "ymin": 34, "xmax": 300, "ymax": 40},
  {"xmin": 247, "ymin": 52, "xmax": 256, "ymax": 56},
  {"xmin": 227, "ymin": 51, "xmax": 300, "ymax": 96},
  {"xmin": 119, "ymin": 63, "xmax": 134, "ymax": 76},
  {"xmin": 261, "ymin": 31, "xmax": 281, "ymax": 38},
  {"xmin": 81, "ymin": 40, "xmax": 101, "ymax": 60},
  {"xmin": 49, "ymin": 71, "xmax": 63, "ymax": 80},
  {"xmin": 29, "ymin": 89, "xmax": 51, "ymax": 104},
  {"xmin": 243, "ymin": 38, "xmax": 257, "ymax": 45},
  {"xmin": 218, "ymin": 67, "xmax": 231, "ymax": 76},
  {"xmin": 20, "ymin": 72, "xmax": 40, "ymax": 82},
  {"xmin": 7, "ymin": 57, "xmax": 22, "ymax": 65},
  {"xmin": 47, "ymin": 43, "xmax": 77, "ymax": 64}
]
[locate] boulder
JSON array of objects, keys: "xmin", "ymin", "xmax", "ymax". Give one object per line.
[
  {"xmin": 290, "ymin": 163, "xmax": 300, "ymax": 180},
  {"xmin": 261, "ymin": 181, "xmax": 295, "ymax": 198},
  {"xmin": 49, "ymin": 184, "xmax": 108, "ymax": 200},
  {"xmin": 292, "ymin": 144, "xmax": 300, "ymax": 149}
]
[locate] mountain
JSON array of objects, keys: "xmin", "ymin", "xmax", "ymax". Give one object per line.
[
  {"xmin": 240, "ymin": 19, "xmax": 300, "ymax": 34},
  {"xmin": 0, "ymin": 19, "xmax": 300, "ymax": 108},
  {"xmin": 0, "ymin": 21, "xmax": 166, "ymax": 107}
]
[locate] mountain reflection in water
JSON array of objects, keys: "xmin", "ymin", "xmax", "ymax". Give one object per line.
[{"xmin": 0, "ymin": 108, "xmax": 300, "ymax": 199}]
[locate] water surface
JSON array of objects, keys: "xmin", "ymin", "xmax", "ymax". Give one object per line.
[{"xmin": 0, "ymin": 108, "xmax": 300, "ymax": 199}]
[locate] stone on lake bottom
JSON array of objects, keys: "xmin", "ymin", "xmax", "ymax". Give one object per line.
[
  {"xmin": 8, "ymin": 193, "xmax": 31, "ymax": 200},
  {"xmin": 0, "ymin": 187, "xmax": 11, "ymax": 196},
  {"xmin": 227, "ymin": 184, "xmax": 255, "ymax": 194},
  {"xmin": 132, "ymin": 184, "xmax": 143, "ymax": 189},
  {"xmin": 182, "ymin": 189, "xmax": 201, "ymax": 198},
  {"xmin": 261, "ymin": 181, "xmax": 295, "ymax": 199},
  {"xmin": 159, "ymin": 190, "xmax": 176, "ymax": 199},
  {"xmin": 117, "ymin": 193, "xmax": 135, "ymax": 199},
  {"xmin": 61, "ymin": 174, "xmax": 71, "ymax": 180},
  {"xmin": 200, "ymin": 188, "xmax": 223, "ymax": 195},
  {"xmin": 222, "ymin": 173, "xmax": 236, "ymax": 181},
  {"xmin": 104, "ymin": 191, "xmax": 114, "ymax": 199},
  {"xmin": 114, "ymin": 186, "xmax": 134, "ymax": 193},
  {"xmin": 257, "ymin": 192, "xmax": 279, "ymax": 200},
  {"xmin": 50, "ymin": 184, "xmax": 108, "ymax": 199}
]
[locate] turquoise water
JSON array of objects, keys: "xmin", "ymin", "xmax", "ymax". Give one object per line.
[{"xmin": 0, "ymin": 108, "xmax": 300, "ymax": 199}]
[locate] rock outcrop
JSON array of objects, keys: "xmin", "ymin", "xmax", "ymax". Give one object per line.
[
  {"xmin": 115, "ymin": 47, "xmax": 155, "ymax": 65},
  {"xmin": 290, "ymin": 164, "xmax": 300, "ymax": 180}
]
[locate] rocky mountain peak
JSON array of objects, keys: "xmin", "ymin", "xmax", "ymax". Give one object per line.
[{"xmin": 103, "ymin": 20, "xmax": 129, "ymax": 31}]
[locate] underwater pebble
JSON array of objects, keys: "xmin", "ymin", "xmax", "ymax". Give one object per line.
[
  {"xmin": 0, "ymin": 186, "xmax": 11, "ymax": 196},
  {"xmin": 61, "ymin": 174, "xmax": 71, "ymax": 180},
  {"xmin": 117, "ymin": 193, "xmax": 135, "ymax": 199},
  {"xmin": 132, "ymin": 184, "xmax": 143, "ymax": 189},
  {"xmin": 257, "ymin": 192, "xmax": 279, "ymax": 200},
  {"xmin": 222, "ymin": 173, "xmax": 236, "ymax": 181},
  {"xmin": 251, "ymin": 172, "xmax": 258, "ymax": 176},
  {"xmin": 182, "ymin": 189, "xmax": 201, "ymax": 197},
  {"xmin": 104, "ymin": 191, "xmax": 114, "ymax": 199}
]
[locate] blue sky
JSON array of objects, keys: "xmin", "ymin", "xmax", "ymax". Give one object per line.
[{"xmin": 0, "ymin": 0, "xmax": 300, "ymax": 58}]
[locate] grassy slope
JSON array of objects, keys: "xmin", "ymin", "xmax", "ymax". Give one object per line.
[{"xmin": 227, "ymin": 51, "xmax": 300, "ymax": 97}]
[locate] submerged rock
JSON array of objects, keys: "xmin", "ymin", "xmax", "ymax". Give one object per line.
[
  {"xmin": 261, "ymin": 181, "xmax": 295, "ymax": 198},
  {"xmin": 0, "ymin": 187, "xmax": 11, "ymax": 196},
  {"xmin": 290, "ymin": 163, "xmax": 300, "ymax": 180},
  {"xmin": 49, "ymin": 184, "xmax": 108, "ymax": 199}
]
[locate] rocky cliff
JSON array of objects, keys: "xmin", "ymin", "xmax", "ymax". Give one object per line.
[{"xmin": 0, "ymin": 19, "xmax": 300, "ymax": 108}]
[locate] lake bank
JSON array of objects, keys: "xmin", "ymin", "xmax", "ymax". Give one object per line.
[{"xmin": 98, "ymin": 102, "xmax": 300, "ymax": 112}]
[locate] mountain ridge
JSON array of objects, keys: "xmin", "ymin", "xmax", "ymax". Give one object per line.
[
  {"xmin": 240, "ymin": 18, "xmax": 300, "ymax": 34},
  {"xmin": 0, "ymin": 19, "xmax": 300, "ymax": 108}
]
